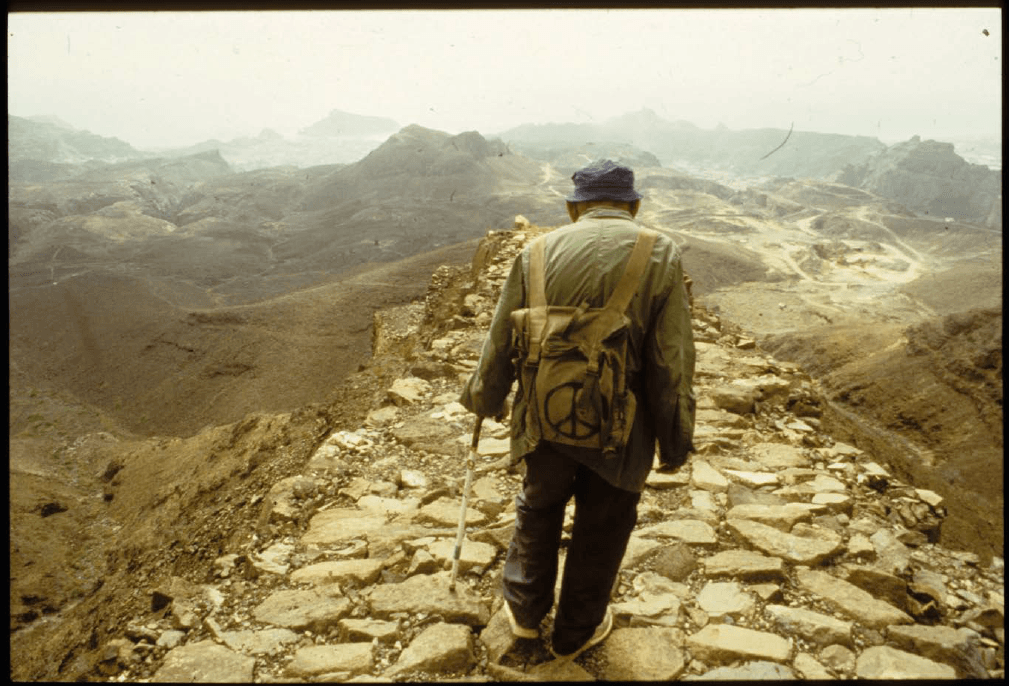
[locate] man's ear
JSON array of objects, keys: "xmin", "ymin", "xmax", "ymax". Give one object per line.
[
  {"xmin": 567, "ymin": 202, "xmax": 580, "ymax": 222},
  {"xmin": 629, "ymin": 199, "xmax": 641, "ymax": 217}
]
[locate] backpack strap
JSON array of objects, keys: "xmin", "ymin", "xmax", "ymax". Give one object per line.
[
  {"xmin": 528, "ymin": 236, "xmax": 547, "ymax": 309},
  {"xmin": 605, "ymin": 229, "xmax": 657, "ymax": 314},
  {"xmin": 526, "ymin": 236, "xmax": 549, "ymax": 363}
]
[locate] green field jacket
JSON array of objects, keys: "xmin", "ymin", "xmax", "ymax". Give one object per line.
[{"xmin": 460, "ymin": 207, "xmax": 696, "ymax": 492}]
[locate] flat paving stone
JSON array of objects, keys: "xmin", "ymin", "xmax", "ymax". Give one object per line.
[
  {"xmin": 417, "ymin": 497, "xmax": 488, "ymax": 527},
  {"xmin": 599, "ymin": 627, "xmax": 686, "ymax": 681},
  {"xmin": 703, "ymin": 549, "xmax": 785, "ymax": 581},
  {"xmin": 722, "ymin": 469, "xmax": 780, "ymax": 488},
  {"xmin": 749, "ymin": 442, "xmax": 810, "ymax": 468},
  {"xmin": 339, "ymin": 618, "xmax": 401, "ymax": 643},
  {"xmin": 796, "ymin": 568, "xmax": 912, "ymax": 629},
  {"xmin": 855, "ymin": 645, "xmax": 957, "ymax": 679},
  {"xmin": 252, "ymin": 588, "xmax": 351, "ymax": 632},
  {"xmin": 726, "ymin": 503, "xmax": 820, "ymax": 531},
  {"xmin": 686, "ymin": 624, "xmax": 792, "ymax": 664},
  {"xmin": 886, "ymin": 624, "xmax": 988, "ymax": 678},
  {"xmin": 425, "ymin": 538, "xmax": 498, "ymax": 573},
  {"xmin": 302, "ymin": 508, "xmax": 388, "ymax": 546},
  {"xmin": 728, "ymin": 518, "xmax": 844, "ymax": 565},
  {"xmin": 764, "ymin": 604, "xmax": 853, "ymax": 647},
  {"xmin": 285, "ymin": 643, "xmax": 374, "ymax": 678},
  {"xmin": 691, "ymin": 460, "xmax": 729, "ymax": 492},
  {"xmin": 367, "ymin": 572, "xmax": 490, "ymax": 626},
  {"xmin": 219, "ymin": 628, "xmax": 300, "ymax": 656},
  {"xmin": 686, "ymin": 660, "xmax": 796, "ymax": 680},
  {"xmin": 696, "ymin": 581, "xmax": 755, "ymax": 619},
  {"xmin": 636, "ymin": 519, "xmax": 718, "ymax": 546},
  {"xmin": 152, "ymin": 640, "xmax": 255, "ymax": 683},
  {"xmin": 646, "ymin": 470, "xmax": 690, "ymax": 489},
  {"xmin": 792, "ymin": 652, "xmax": 834, "ymax": 680},
  {"xmin": 290, "ymin": 558, "xmax": 386, "ymax": 587},
  {"xmin": 385, "ymin": 622, "xmax": 474, "ymax": 678}
]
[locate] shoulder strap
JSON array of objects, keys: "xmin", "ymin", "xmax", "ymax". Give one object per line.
[
  {"xmin": 605, "ymin": 229, "xmax": 658, "ymax": 313},
  {"xmin": 528, "ymin": 236, "xmax": 547, "ymax": 309},
  {"xmin": 526, "ymin": 236, "xmax": 549, "ymax": 363}
]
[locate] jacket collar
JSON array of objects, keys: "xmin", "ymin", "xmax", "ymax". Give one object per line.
[{"xmin": 577, "ymin": 207, "xmax": 635, "ymax": 222}]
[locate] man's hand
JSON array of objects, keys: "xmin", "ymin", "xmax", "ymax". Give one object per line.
[{"xmin": 494, "ymin": 397, "xmax": 512, "ymax": 424}]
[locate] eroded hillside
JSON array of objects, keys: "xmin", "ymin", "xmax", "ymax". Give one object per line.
[{"xmin": 10, "ymin": 220, "xmax": 1004, "ymax": 682}]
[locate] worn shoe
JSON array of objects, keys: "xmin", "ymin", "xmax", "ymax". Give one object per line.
[
  {"xmin": 503, "ymin": 601, "xmax": 539, "ymax": 639},
  {"xmin": 549, "ymin": 607, "xmax": 614, "ymax": 660}
]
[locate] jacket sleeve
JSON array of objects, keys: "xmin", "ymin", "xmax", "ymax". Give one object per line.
[
  {"xmin": 643, "ymin": 246, "xmax": 696, "ymax": 469},
  {"xmin": 459, "ymin": 250, "xmax": 525, "ymax": 417}
]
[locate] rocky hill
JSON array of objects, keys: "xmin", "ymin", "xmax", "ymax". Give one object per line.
[
  {"xmin": 836, "ymin": 136, "xmax": 1003, "ymax": 229},
  {"xmin": 8, "ymin": 115, "xmax": 147, "ymax": 179},
  {"xmin": 8, "ymin": 126, "xmax": 561, "ymax": 438},
  {"xmin": 499, "ymin": 110, "xmax": 1001, "ymax": 228},
  {"xmin": 11, "ymin": 221, "xmax": 1004, "ymax": 681}
]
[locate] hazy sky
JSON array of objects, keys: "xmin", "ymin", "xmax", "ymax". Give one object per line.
[{"xmin": 8, "ymin": 8, "xmax": 1002, "ymax": 150}]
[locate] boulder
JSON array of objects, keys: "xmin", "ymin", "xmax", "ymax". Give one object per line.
[
  {"xmin": 388, "ymin": 377, "xmax": 431, "ymax": 406},
  {"xmin": 652, "ymin": 542, "xmax": 697, "ymax": 582},
  {"xmin": 710, "ymin": 385, "xmax": 756, "ymax": 415}
]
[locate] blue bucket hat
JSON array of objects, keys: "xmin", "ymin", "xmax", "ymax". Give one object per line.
[{"xmin": 566, "ymin": 159, "xmax": 643, "ymax": 203}]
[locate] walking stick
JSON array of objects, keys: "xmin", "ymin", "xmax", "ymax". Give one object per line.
[{"xmin": 449, "ymin": 415, "xmax": 483, "ymax": 593}]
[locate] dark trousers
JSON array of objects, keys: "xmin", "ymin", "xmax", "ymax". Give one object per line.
[{"xmin": 502, "ymin": 442, "xmax": 640, "ymax": 654}]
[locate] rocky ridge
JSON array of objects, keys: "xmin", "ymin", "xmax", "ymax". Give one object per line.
[
  {"xmin": 96, "ymin": 223, "xmax": 1004, "ymax": 682},
  {"xmin": 836, "ymin": 135, "xmax": 1002, "ymax": 229}
]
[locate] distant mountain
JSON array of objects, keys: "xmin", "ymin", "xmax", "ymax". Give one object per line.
[
  {"xmin": 836, "ymin": 136, "xmax": 1002, "ymax": 229},
  {"xmin": 152, "ymin": 110, "xmax": 401, "ymax": 171},
  {"xmin": 508, "ymin": 140, "xmax": 662, "ymax": 176},
  {"xmin": 8, "ymin": 115, "xmax": 148, "ymax": 180},
  {"xmin": 497, "ymin": 108, "xmax": 887, "ymax": 180},
  {"xmin": 300, "ymin": 108, "xmax": 400, "ymax": 138},
  {"xmin": 26, "ymin": 114, "xmax": 77, "ymax": 129}
]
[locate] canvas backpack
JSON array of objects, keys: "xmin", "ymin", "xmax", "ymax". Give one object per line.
[{"xmin": 510, "ymin": 229, "xmax": 657, "ymax": 457}]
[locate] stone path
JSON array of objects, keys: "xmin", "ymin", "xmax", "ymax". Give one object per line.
[{"xmin": 102, "ymin": 227, "xmax": 1004, "ymax": 681}]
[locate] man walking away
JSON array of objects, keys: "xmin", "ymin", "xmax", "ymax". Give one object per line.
[{"xmin": 460, "ymin": 159, "xmax": 695, "ymax": 659}]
